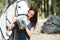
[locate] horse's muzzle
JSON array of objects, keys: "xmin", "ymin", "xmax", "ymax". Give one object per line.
[{"xmin": 17, "ymin": 20, "xmax": 26, "ymax": 29}]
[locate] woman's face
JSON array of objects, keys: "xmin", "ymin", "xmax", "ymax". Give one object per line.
[{"xmin": 27, "ymin": 10, "xmax": 35, "ymax": 19}]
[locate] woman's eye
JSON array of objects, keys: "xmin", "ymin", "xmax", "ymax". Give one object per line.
[
  {"xmin": 29, "ymin": 12, "xmax": 31, "ymax": 14},
  {"xmin": 31, "ymin": 14, "xmax": 33, "ymax": 16}
]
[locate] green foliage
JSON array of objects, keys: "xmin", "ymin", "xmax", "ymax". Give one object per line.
[
  {"xmin": 0, "ymin": 0, "xmax": 60, "ymax": 18},
  {"xmin": 31, "ymin": 1, "xmax": 36, "ymax": 7},
  {"xmin": 56, "ymin": 0, "xmax": 60, "ymax": 17}
]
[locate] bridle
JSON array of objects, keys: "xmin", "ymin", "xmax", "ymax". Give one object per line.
[
  {"xmin": 14, "ymin": 1, "xmax": 28, "ymax": 27},
  {"xmin": 15, "ymin": 1, "xmax": 27, "ymax": 17}
]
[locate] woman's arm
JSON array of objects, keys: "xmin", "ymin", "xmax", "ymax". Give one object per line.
[
  {"xmin": 8, "ymin": 17, "xmax": 18, "ymax": 31},
  {"xmin": 8, "ymin": 23, "xmax": 14, "ymax": 31},
  {"xmin": 25, "ymin": 27, "xmax": 35, "ymax": 37}
]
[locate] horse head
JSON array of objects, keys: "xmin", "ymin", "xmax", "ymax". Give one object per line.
[{"xmin": 15, "ymin": 1, "xmax": 29, "ymax": 29}]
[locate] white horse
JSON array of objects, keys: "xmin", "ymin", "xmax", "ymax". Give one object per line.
[{"xmin": 0, "ymin": 0, "xmax": 29, "ymax": 40}]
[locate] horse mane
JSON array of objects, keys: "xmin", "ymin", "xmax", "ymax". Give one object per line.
[
  {"xmin": 2, "ymin": 0, "xmax": 17, "ymax": 15},
  {"xmin": 5, "ymin": 0, "xmax": 17, "ymax": 11}
]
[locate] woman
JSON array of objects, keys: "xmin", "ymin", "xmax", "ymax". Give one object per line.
[{"xmin": 8, "ymin": 7, "xmax": 38, "ymax": 40}]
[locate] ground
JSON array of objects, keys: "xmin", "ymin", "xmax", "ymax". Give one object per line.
[{"xmin": 31, "ymin": 19, "xmax": 60, "ymax": 40}]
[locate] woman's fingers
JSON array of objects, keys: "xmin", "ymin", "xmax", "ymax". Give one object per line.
[
  {"xmin": 11, "ymin": 17, "xmax": 18, "ymax": 24},
  {"xmin": 13, "ymin": 17, "xmax": 18, "ymax": 22}
]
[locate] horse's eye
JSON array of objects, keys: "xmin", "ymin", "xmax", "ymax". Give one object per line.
[{"xmin": 18, "ymin": 6, "xmax": 20, "ymax": 8}]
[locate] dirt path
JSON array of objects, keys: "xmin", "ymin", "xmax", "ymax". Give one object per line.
[{"xmin": 31, "ymin": 19, "xmax": 60, "ymax": 40}]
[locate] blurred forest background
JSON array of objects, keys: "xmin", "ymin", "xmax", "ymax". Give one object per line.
[{"xmin": 0, "ymin": 0, "xmax": 60, "ymax": 18}]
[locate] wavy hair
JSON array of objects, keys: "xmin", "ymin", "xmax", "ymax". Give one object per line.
[{"xmin": 28, "ymin": 7, "xmax": 38, "ymax": 25}]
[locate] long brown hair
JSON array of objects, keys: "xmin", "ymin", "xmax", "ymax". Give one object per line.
[{"xmin": 28, "ymin": 7, "xmax": 38, "ymax": 25}]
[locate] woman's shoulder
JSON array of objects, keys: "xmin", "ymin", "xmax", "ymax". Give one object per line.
[
  {"xmin": 30, "ymin": 22, "xmax": 36, "ymax": 29},
  {"xmin": 30, "ymin": 22, "xmax": 36, "ymax": 26}
]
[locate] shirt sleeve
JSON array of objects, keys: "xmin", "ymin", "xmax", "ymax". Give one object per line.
[
  {"xmin": 31, "ymin": 23, "xmax": 36, "ymax": 29},
  {"xmin": 27, "ymin": 23, "xmax": 36, "ymax": 30}
]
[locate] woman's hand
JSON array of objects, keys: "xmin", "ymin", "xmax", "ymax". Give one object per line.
[
  {"xmin": 11, "ymin": 17, "xmax": 18, "ymax": 24},
  {"xmin": 8, "ymin": 17, "xmax": 18, "ymax": 31}
]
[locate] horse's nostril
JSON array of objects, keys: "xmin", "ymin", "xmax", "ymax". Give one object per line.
[{"xmin": 21, "ymin": 21, "xmax": 25, "ymax": 24}]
